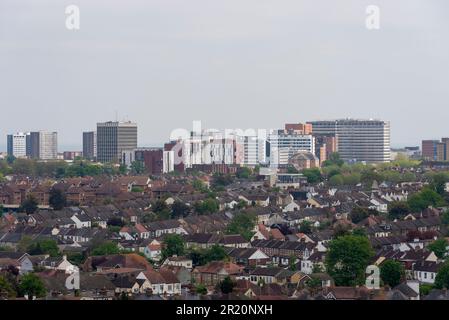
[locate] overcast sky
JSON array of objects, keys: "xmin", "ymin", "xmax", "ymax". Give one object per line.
[{"xmin": 1, "ymin": 0, "xmax": 448, "ymax": 150}]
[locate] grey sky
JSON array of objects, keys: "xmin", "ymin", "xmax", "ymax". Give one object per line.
[{"xmin": 1, "ymin": 0, "xmax": 448, "ymax": 150}]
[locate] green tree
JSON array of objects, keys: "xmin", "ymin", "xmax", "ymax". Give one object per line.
[
  {"xmin": 195, "ymin": 283, "xmax": 207, "ymax": 295},
  {"xmin": 352, "ymin": 228, "xmax": 367, "ymax": 237},
  {"xmin": 219, "ymin": 276, "xmax": 235, "ymax": 294},
  {"xmin": 212, "ymin": 173, "xmax": 234, "ymax": 187},
  {"xmin": 287, "ymin": 166, "xmax": 299, "ymax": 174},
  {"xmin": 194, "ymin": 198, "xmax": 219, "ymax": 215},
  {"xmin": 28, "ymin": 239, "xmax": 60, "ymax": 257},
  {"xmin": 12, "ymin": 158, "xmax": 35, "ymax": 175},
  {"xmin": 49, "ymin": 188, "xmax": 67, "ymax": 210},
  {"xmin": 152, "ymin": 199, "xmax": 169, "ymax": 213},
  {"xmin": 302, "ymin": 168, "xmax": 322, "ymax": 183},
  {"xmin": 407, "ymin": 188, "xmax": 445, "ymax": 212},
  {"xmin": 429, "ymin": 172, "xmax": 449, "ymax": 196},
  {"xmin": 91, "ymin": 241, "xmax": 120, "ymax": 256},
  {"xmin": 19, "ymin": 273, "xmax": 46, "ymax": 299},
  {"xmin": 442, "ymin": 211, "xmax": 449, "ymax": 226},
  {"xmin": 305, "ymin": 277, "xmax": 322, "ymax": 294},
  {"xmin": 289, "ymin": 254, "xmax": 297, "ymax": 271},
  {"xmin": 402, "ymin": 172, "xmax": 417, "ymax": 182},
  {"xmin": 204, "ymin": 245, "xmax": 228, "ymax": 263},
  {"xmin": 226, "ymin": 213, "xmax": 256, "ymax": 241},
  {"xmin": 17, "ymin": 236, "xmax": 33, "ymax": 253},
  {"xmin": 312, "ymin": 264, "xmax": 324, "ymax": 273},
  {"xmin": 299, "ymin": 221, "xmax": 312, "ymax": 234},
  {"xmin": 322, "ymin": 152, "xmax": 344, "ymax": 167},
  {"xmin": 435, "ymin": 261, "xmax": 449, "ymax": 289},
  {"xmin": 5, "ymin": 155, "xmax": 16, "ymax": 165},
  {"xmin": 361, "ymin": 169, "xmax": 382, "ymax": 186},
  {"xmin": 192, "ymin": 179, "xmax": 208, "ymax": 192},
  {"xmin": 152, "ymin": 199, "xmax": 171, "ymax": 219},
  {"xmin": 119, "ymin": 163, "xmax": 128, "ymax": 175},
  {"xmin": 381, "ymin": 170, "xmax": 402, "ymax": 184},
  {"xmin": 236, "ymin": 167, "xmax": 252, "ymax": 179},
  {"xmin": 420, "ymin": 284, "xmax": 433, "ymax": 296},
  {"xmin": 380, "ymin": 260, "xmax": 405, "ymax": 288},
  {"xmin": 325, "ymin": 235, "xmax": 374, "ymax": 286},
  {"xmin": 171, "ymin": 200, "xmax": 190, "ymax": 218},
  {"xmin": 428, "ymin": 238, "xmax": 448, "ymax": 259},
  {"xmin": 107, "ymin": 217, "xmax": 125, "ymax": 227},
  {"xmin": 130, "ymin": 161, "xmax": 146, "ymax": 175},
  {"xmin": 349, "ymin": 207, "xmax": 370, "ymax": 224},
  {"xmin": 0, "ymin": 275, "xmax": 16, "ymax": 298},
  {"xmin": 161, "ymin": 234, "xmax": 185, "ymax": 260},
  {"xmin": 20, "ymin": 195, "xmax": 38, "ymax": 215},
  {"xmin": 388, "ymin": 201, "xmax": 411, "ymax": 220},
  {"xmin": 343, "ymin": 173, "xmax": 362, "ymax": 185},
  {"xmin": 329, "ymin": 174, "xmax": 344, "ymax": 186}
]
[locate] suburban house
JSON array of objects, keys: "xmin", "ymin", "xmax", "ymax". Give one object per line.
[{"xmin": 192, "ymin": 261, "xmax": 244, "ymax": 286}]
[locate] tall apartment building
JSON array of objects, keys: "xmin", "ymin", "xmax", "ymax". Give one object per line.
[
  {"xmin": 307, "ymin": 119, "xmax": 390, "ymax": 163},
  {"xmin": 242, "ymin": 135, "xmax": 266, "ymax": 166},
  {"xmin": 188, "ymin": 131, "xmax": 238, "ymax": 166},
  {"xmin": 83, "ymin": 131, "xmax": 97, "ymax": 160},
  {"xmin": 96, "ymin": 121, "xmax": 137, "ymax": 163},
  {"xmin": 422, "ymin": 140, "xmax": 438, "ymax": 161},
  {"xmin": 27, "ymin": 132, "xmax": 40, "ymax": 159},
  {"xmin": 38, "ymin": 132, "xmax": 58, "ymax": 160},
  {"xmin": 422, "ymin": 138, "xmax": 449, "ymax": 161},
  {"xmin": 267, "ymin": 130, "xmax": 315, "ymax": 167},
  {"xmin": 8, "ymin": 131, "xmax": 57, "ymax": 160},
  {"xmin": 314, "ymin": 134, "xmax": 338, "ymax": 164},
  {"xmin": 6, "ymin": 132, "xmax": 27, "ymax": 158}
]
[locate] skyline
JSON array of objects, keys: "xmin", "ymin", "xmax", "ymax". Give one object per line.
[
  {"xmin": 0, "ymin": 117, "xmax": 440, "ymax": 152},
  {"xmin": 1, "ymin": 0, "xmax": 449, "ymax": 149}
]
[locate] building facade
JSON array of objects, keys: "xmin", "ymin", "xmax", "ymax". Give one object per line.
[
  {"xmin": 267, "ymin": 131, "xmax": 314, "ymax": 168},
  {"xmin": 6, "ymin": 132, "xmax": 27, "ymax": 158},
  {"xmin": 97, "ymin": 121, "xmax": 137, "ymax": 163},
  {"xmin": 308, "ymin": 119, "xmax": 390, "ymax": 163},
  {"xmin": 422, "ymin": 138, "xmax": 449, "ymax": 161},
  {"xmin": 38, "ymin": 132, "xmax": 58, "ymax": 160},
  {"xmin": 83, "ymin": 131, "xmax": 97, "ymax": 160}
]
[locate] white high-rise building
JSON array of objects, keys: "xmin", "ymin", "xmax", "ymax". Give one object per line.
[
  {"xmin": 163, "ymin": 150, "xmax": 174, "ymax": 173},
  {"xmin": 242, "ymin": 135, "xmax": 266, "ymax": 166},
  {"xmin": 188, "ymin": 130, "xmax": 236, "ymax": 166},
  {"xmin": 267, "ymin": 131, "xmax": 314, "ymax": 168},
  {"xmin": 6, "ymin": 132, "xmax": 27, "ymax": 158}
]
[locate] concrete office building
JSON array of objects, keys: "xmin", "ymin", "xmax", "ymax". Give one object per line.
[
  {"xmin": 307, "ymin": 119, "xmax": 390, "ymax": 163},
  {"xmin": 242, "ymin": 135, "xmax": 266, "ymax": 166},
  {"xmin": 38, "ymin": 132, "xmax": 58, "ymax": 160},
  {"xmin": 188, "ymin": 131, "xmax": 237, "ymax": 166},
  {"xmin": 6, "ymin": 132, "xmax": 27, "ymax": 158},
  {"xmin": 97, "ymin": 121, "xmax": 137, "ymax": 163},
  {"xmin": 121, "ymin": 148, "xmax": 174, "ymax": 174},
  {"xmin": 422, "ymin": 138, "xmax": 449, "ymax": 161},
  {"xmin": 16, "ymin": 131, "xmax": 58, "ymax": 160},
  {"xmin": 267, "ymin": 130, "xmax": 314, "ymax": 168},
  {"xmin": 27, "ymin": 132, "xmax": 40, "ymax": 159},
  {"xmin": 83, "ymin": 131, "xmax": 97, "ymax": 160}
]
